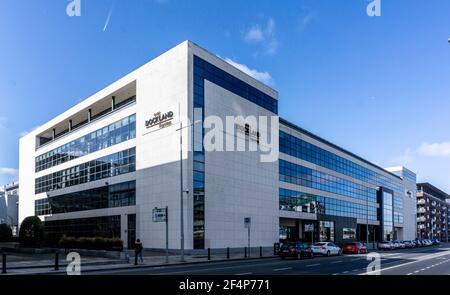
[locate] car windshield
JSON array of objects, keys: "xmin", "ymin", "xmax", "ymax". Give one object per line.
[{"xmin": 314, "ymin": 243, "xmax": 326, "ymax": 246}]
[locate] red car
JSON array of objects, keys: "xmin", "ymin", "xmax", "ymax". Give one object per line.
[{"xmin": 342, "ymin": 242, "xmax": 367, "ymax": 254}]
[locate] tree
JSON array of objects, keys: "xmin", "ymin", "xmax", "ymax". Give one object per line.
[
  {"xmin": 0, "ymin": 224, "xmax": 12, "ymax": 242},
  {"xmin": 19, "ymin": 216, "xmax": 44, "ymax": 247}
]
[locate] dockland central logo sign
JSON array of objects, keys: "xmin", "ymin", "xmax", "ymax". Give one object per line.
[
  {"xmin": 236, "ymin": 123, "xmax": 260, "ymax": 144},
  {"xmin": 145, "ymin": 111, "xmax": 174, "ymax": 130}
]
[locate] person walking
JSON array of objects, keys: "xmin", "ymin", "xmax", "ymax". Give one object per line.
[{"xmin": 135, "ymin": 239, "xmax": 144, "ymax": 265}]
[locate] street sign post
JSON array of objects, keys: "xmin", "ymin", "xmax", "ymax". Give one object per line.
[
  {"xmin": 304, "ymin": 223, "xmax": 314, "ymax": 244},
  {"xmin": 244, "ymin": 217, "xmax": 251, "ymax": 257},
  {"xmin": 153, "ymin": 207, "xmax": 169, "ymax": 263}
]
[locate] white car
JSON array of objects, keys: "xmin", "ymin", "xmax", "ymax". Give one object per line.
[
  {"xmin": 311, "ymin": 242, "xmax": 342, "ymax": 257},
  {"xmin": 377, "ymin": 241, "xmax": 392, "ymax": 250}
]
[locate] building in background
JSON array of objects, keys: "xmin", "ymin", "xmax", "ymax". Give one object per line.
[
  {"xmin": 385, "ymin": 166, "xmax": 417, "ymax": 240},
  {"xmin": 19, "ymin": 41, "xmax": 417, "ymax": 249},
  {"xmin": 416, "ymin": 183, "xmax": 449, "ymax": 242},
  {"xmin": 0, "ymin": 182, "xmax": 19, "ymax": 236},
  {"xmin": 279, "ymin": 125, "xmax": 417, "ymax": 245}
]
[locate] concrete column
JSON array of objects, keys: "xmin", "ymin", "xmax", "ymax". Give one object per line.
[
  {"xmin": 111, "ymin": 96, "xmax": 116, "ymax": 111},
  {"xmin": 52, "ymin": 128, "xmax": 56, "ymax": 140},
  {"xmin": 69, "ymin": 119, "xmax": 73, "ymax": 132},
  {"xmin": 88, "ymin": 109, "xmax": 92, "ymax": 122}
]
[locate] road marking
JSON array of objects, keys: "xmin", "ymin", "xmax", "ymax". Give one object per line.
[
  {"xmin": 407, "ymin": 273, "xmax": 413, "ymax": 275},
  {"xmin": 235, "ymin": 272, "xmax": 253, "ymax": 275},
  {"xmin": 306, "ymin": 263, "xmax": 320, "ymax": 267},
  {"xmin": 342, "ymin": 271, "xmax": 349, "ymax": 274},
  {"xmin": 414, "ymin": 270, "xmax": 420, "ymax": 273},
  {"xmin": 331, "ymin": 261, "xmax": 343, "ymax": 264},
  {"xmin": 273, "ymin": 267, "xmax": 292, "ymax": 272},
  {"xmin": 360, "ymin": 248, "xmax": 450, "ymax": 275}
]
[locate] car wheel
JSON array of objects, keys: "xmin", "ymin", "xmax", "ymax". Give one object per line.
[{"xmin": 326, "ymin": 250, "xmax": 331, "ymax": 257}]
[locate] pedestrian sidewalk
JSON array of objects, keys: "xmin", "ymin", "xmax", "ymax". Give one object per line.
[{"xmin": 2, "ymin": 249, "xmax": 277, "ymax": 275}]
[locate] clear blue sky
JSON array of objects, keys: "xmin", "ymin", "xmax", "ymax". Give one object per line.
[{"xmin": 1, "ymin": 0, "xmax": 449, "ymax": 192}]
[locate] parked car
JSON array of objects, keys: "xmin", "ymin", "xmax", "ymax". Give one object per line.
[
  {"xmin": 422, "ymin": 239, "xmax": 432, "ymax": 246},
  {"xmin": 311, "ymin": 242, "xmax": 342, "ymax": 257},
  {"xmin": 415, "ymin": 240, "xmax": 423, "ymax": 247},
  {"xmin": 431, "ymin": 239, "xmax": 440, "ymax": 245},
  {"xmin": 394, "ymin": 240, "xmax": 405, "ymax": 249},
  {"xmin": 403, "ymin": 240, "xmax": 414, "ymax": 248},
  {"xmin": 378, "ymin": 241, "xmax": 392, "ymax": 251},
  {"xmin": 279, "ymin": 242, "xmax": 314, "ymax": 260},
  {"xmin": 342, "ymin": 242, "xmax": 367, "ymax": 254}
]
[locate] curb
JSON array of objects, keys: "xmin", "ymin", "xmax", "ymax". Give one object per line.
[{"xmin": 24, "ymin": 255, "xmax": 279, "ymax": 275}]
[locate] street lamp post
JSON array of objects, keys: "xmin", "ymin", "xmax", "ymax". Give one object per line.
[
  {"xmin": 179, "ymin": 121, "xmax": 185, "ymax": 262},
  {"xmin": 366, "ymin": 193, "xmax": 369, "ymax": 247}
]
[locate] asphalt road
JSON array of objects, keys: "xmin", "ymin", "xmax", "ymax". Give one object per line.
[{"xmin": 84, "ymin": 244, "xmax": 450, "ymax": 275}]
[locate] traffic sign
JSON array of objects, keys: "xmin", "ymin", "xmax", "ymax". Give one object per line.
[
  {"xmin": 152, "ymin": 207, "xmax": 167, "ymax": 222},
  {"xmin": 244, "ymin": 217, "xmax": 251, "ymax": 228}
]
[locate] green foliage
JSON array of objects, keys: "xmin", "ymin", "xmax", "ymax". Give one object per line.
[
  {"xmin": 0, "ymin": 224, "xmax": 13, "ymax": 242},
  {"xmin": 59, "ymin": 236, "xmax": 123, "ymax": 251},
  {"xmin": 19, "ymin": 216, "xmax": 44, "ymax": 247}
]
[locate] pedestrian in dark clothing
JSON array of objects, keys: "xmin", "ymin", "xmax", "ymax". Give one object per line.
[{"xmin": 135, "ymin": 239, "xmax": 144, "ymax": 264}]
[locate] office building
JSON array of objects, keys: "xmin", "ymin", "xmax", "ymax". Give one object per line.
[{"xmin": 19, "ymin": 41, "xmax": 416, "ymax": 249}]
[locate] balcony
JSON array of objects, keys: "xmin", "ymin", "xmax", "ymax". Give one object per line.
[
  {"xmin": 36, "ymin": 81, "xmax": 136, "ymax": 150},
  {"xmin": 418, "ymin": 207, "xmax": 426, "ymax": 213},
  {"xmin": 417, "ymin": 216, "xmax": 426, "ymax": 222},
  {"xmin": 417, "ymin": 199, "xmax": 426, "ymax": 205}
]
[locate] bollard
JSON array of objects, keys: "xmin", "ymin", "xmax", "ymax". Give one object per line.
[
  {"xmin": 54, "ymin": 251, "xmax": 59, "ymax": 271},
  {"xmin": 2, "ymin": 253, "xmax": 6, "ymax": 274},
  {"xmin": 207, "ymin": 248, "xmax": 211, "ymax": 261},
  {"xmin": 274, "ymin": 243, "xmax": 276, "ymax": 255},
  {"xmin": 134, "ymin": 252, "xmax": 138, "ymax": 265},
  {"xmin": 260, "ymin": 246, "xmax": 262, "ymax": 257},
  {"xmin": 226, "ymin": 247, "xmax": 230, "ymax": 259},
  {"xmin": 244, "ymin": 247, "xmax": 247, "ymax": 258}
]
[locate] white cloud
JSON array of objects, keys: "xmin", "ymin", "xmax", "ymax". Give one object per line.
[
  {"xmin": 266, "ymin": 39, "xmax": 279, "ymax": 56},
  {"xmin": 224, "ymin": 58, "xmax": 272, "ymax": 85},
  {"xmin": 390, "ymin": 148, "xmax": 415, "ymax": 166},
  {"xmin": 418, "ymin": 142, "xmax": 450, "ymax": 157},
  {"xmin": 244, "ymin": 25, "xmax": 264, "ymax": 42},
  {"xmin": 300, "ymin": 8, "xmax": 317, "ymax": 28},
  {"xmin": 0, "ymin": 168, "xmax": 18, "ymax": 177},
  {"xmin": 244, "ymin": 17, "xmax": 278, "ymax": 55}
]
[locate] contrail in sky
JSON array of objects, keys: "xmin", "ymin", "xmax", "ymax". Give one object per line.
[{"xmin": 103, "ymin": 2, "xmax": 115, "ymax": 32}]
